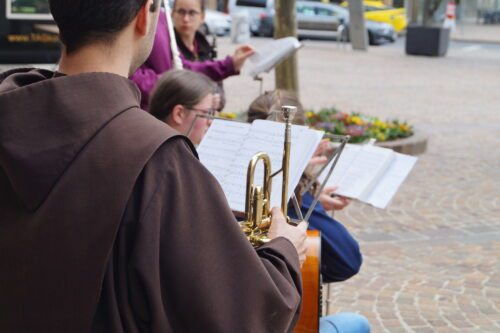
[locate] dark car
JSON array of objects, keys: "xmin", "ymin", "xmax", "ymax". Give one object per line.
[{"xmin": 258, "ymin": 1, "xmax": 396, "ymax": 45}]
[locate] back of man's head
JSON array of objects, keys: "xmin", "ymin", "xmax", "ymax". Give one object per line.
[{"xmin": 49, "ymin": 0, "xmax": 159, "ymax": 53}]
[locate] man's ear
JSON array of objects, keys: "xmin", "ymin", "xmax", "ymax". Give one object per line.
[
  {"xmin": 135, "ymin": 0, "xmax": 155, "ymax": 36},
  {"xmin": 169, "ymin": 104, "xmax": 186, "ymax": 126}
]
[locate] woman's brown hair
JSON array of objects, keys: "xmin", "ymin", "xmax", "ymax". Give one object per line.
[
  {"xmin": 149, "ymin": 69, "xmax": 216, "ymax": 121},
  {"xmin": 173, "ymin": 0, "xmax": 206, "ymax": 13},
  {"xmin": 247, "ymin": 90, "xmax": 306, "ymax": 125}
]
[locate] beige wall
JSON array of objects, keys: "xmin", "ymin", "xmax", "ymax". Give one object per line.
[{"xmin": 206, "ymin": 0, "xmax": 217, "ymax": 10}]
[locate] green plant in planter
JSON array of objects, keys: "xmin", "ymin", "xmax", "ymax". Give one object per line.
[{"xmin": 305, "ymin": 107, "xmax": 413, "ymax": 143}]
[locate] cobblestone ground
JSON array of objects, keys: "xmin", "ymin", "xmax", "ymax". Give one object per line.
[{"xmin": 220, "ymin": 36, "xmax": 500, "ymax": 332}]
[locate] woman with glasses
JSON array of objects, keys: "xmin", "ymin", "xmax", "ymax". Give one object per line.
[
  {"xmin": 150, "ymin": 69, "xmax": 217, "ymax": 145},
  {"xmin": 130, "ymin": 1, "xmax": 254, "ymax": 111},
  {"xmin": 172, "ymin": 0, "xmax": 227, "ymax": 110},
  {"xmin": 173, "ymin": 0, "xmax": 215, "ymax": 61}
]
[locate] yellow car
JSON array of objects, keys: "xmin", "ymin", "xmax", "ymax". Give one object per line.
[{"xmin": 341, "ymin": 1, "xmax": 407, "ymax": 33}]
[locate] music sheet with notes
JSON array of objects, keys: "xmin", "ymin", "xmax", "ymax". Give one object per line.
[
  {"xmin": 318, "ymin": 144, "xmax": 418, "ymax": 209},
  {"xmin": 198, "ymin": 119, "xmax": 324, "ymax": 213}
]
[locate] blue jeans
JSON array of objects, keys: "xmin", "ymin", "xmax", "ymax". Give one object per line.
[{"xmin": 320, "ymin": 313, "xmax": 371, "ymax": 333}]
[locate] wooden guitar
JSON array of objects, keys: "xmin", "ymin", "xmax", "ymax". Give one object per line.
[{"xmin": 294, "ymin": 230, "xmax": 322, "ymax": 333}]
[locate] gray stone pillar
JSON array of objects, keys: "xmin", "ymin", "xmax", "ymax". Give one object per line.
[
  {"xmin": 275, "ymin": 0, "xmax": 299, "ymax": 94},
  {"xmin": 347, "ymin": 0, "xmax": 368, "ymax": 51},
  {"xmin": 206, "ymin": 0, "xmax": 217, "ymax": 10}
]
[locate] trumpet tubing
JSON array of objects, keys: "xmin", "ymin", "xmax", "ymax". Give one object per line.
[{"xmin": 240, "ymin": 106, "xmax": 297, "ymax": 247}]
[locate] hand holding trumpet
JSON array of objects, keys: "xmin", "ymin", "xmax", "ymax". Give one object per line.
[{"xmin": 268, "ymin": 207, "xmax": 308, "ymax": 266}]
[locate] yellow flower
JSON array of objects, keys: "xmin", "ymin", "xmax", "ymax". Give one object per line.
[
  {"xmin": 220, "ymin": 112, "xmax": 236, "ymax": 119},
  {"xmin": 351, "ymin": 116, "xmax": 363, "ymax": 125},
  {"xmin": 306, "ymin": 111, "xmax": 314, "ymax": 118},
  {"xmin": 374, "ymin": 119, "xmax": 387, "ymax": 130},
  {"xmin": 376, "ymin": 133, "xmax": 386, "ymax": 142},
  {"xmin": 399, "ymin": 124, "xmax": 410, "ymax": 132}
]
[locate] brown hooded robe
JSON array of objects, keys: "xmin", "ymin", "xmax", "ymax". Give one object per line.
[{"xmin": 0, "ymin": 69, "xmax": 302, "ymax": 333}]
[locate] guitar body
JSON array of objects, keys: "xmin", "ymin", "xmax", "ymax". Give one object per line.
[{"xmin": 294, "ymin": 230, "xmax": 321, "ymax": 333}]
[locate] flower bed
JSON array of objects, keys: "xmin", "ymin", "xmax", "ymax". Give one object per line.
[{"xmin": 305, "ymin": 107, "xmax": 413, "ymax": 143}]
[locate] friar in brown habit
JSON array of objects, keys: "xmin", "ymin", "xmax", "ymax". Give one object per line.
[{"xmin": 0, "ymin": 0, "xmax": 309, "ymax": 332}]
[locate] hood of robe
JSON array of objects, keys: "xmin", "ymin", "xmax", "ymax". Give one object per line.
[{"xmin": 0, "ymin": 68, "xmax": 142, "ymax": 211}]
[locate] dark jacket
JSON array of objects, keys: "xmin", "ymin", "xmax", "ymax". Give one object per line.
[
  {"xmin": 290, "ymin": 192, "xmax": 363, "ymax": 283},
  {"xmin": 175, "ymin": 29, "xmax": 227, "ymax": 110},
  {"xmin": 175, "ymin": 29, "xmax": 217, "ymax": 62},
  {"xmin": 0, "ymin": 68, "xmax": 302, "ymax": 333}
]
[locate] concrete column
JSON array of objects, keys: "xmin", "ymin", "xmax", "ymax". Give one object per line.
[
  {"xmin": 274, "ymin": 0, "xmax": 299, "ymax": 94},
  {"xmin": 407, "ymin": 0, "xmax": 420, "ymax": 24},
  {"xmin": 205, "ymin": 0, "xmax": 217, "ymax": 10},
  {"xmin": 348, "ymin": 0, "xmax": 368, "ymax": 51}
]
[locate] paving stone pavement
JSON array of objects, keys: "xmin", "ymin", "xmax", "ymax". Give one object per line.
[{"xmin": 219, "ymin": 36, "xmax": 500, "ymax": 332}]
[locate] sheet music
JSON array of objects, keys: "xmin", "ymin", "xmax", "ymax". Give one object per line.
[
  {"xmin": 197, "ymin": 120, "xmax": 251, "ymax": 183},
  {"xmin": 318, "ymin": 144, "xmax": 362, "ymax": 187},
  {"xmin": 340, "ymin": 145, "xmax": 394, "ymax": 199},
  {"xmin": 198, "ymin": 119, "xmax": 323, "ymax": 213},
  {"xmin": 364, "ymin": 153, "xmax": 418, "ymax": 209},
  {"xmin": 247, "ymin": 37, "xmax": 302, "ymax": 78},
  {"xmin": 318, "ymin": 143, "xmax": 417, "ymax": 209}
]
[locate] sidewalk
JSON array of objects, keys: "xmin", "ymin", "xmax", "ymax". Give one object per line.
[{"xmin": 451, "ymin": 22, "xmax": 500, "ymax": 44}]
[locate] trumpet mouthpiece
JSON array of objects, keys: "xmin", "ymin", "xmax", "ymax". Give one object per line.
[{"xmin": 281, "ymin": 106, "xmax": 297, "ymax": 123}]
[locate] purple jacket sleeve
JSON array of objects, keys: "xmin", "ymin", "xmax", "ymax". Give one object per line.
[
  {"xmin": 181, "ymin": 55, "xmax": 237, "ymax": 82},
  {"xmin": 130, "ymin": 12, "xmax": 238, "ymax": 111}
]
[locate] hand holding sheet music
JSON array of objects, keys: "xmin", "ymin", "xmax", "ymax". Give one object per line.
[{"xmin": 247, "ymin": 37, "xmax": 302, "ymax": 78}]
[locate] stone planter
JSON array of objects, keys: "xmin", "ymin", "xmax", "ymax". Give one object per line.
[
  {"xmin": 405, "ymin": 25, "xmax": 450, "ymax": 57},
  {"xmin": 375, "ymin": 130, "xmax": 428, "ymax": 156}
]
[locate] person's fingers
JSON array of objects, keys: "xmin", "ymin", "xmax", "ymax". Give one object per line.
[
  {"xmin": 322, "ymin": 185, "xmax": 338, "ymax": 194},
  {"xmin": 340, "ymin": 197, "xmax": 351, "ymax": 206},
  {"xmin": 238, "ymin": 44, "xmax": 255, "ymax": 52},
  {"xmin": 308, "ymin": 156, "xmax": 328, "ymax": 166},
  {"xmin": 241, "ymin": 49, "xmax": 255, "ymax": 58},
  {"xmin": 235, "ymin": 45, "xmax": 255, "ymax": 57},
  {"xmin": 270, "ymin": 207, "xmax": 285, "ymax": 223}
]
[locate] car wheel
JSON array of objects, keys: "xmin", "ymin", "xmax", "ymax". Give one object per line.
[
  {"xmin": 368, "ymin": 31, "xmax": 376, "ymax": 45},
  {"xmin": 389, "ymin": 31, "xmax": 397, "ymax": 42}
]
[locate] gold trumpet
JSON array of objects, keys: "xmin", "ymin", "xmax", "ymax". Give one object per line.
[{"xmin": 239, "ymin": 106, "xmax": 296, "ymax": 247}]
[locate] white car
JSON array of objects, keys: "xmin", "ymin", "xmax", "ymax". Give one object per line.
[{"xmin": 200, "ymin": 10, "xmax": 232, "ymax": 36}]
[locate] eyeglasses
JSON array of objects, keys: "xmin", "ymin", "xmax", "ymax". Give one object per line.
[
  {"xmin": 174, "ymin": 8, "xmax": 201, "ymax": 18},
  {"xmin": 185, "ymin": 106, "xmax": 217, "ymax": 118}
]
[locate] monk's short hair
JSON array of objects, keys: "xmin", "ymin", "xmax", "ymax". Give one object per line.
[{"xmin": 49, "ymin": 0, "xmax": 159, "ymax": 53}]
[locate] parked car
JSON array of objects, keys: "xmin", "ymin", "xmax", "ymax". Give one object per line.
[
  {"xmin": 257, "ymin": 1, "xmax": 396, "ymax": 45},
  {"xmin": 200, "ymin": 9, "xmax": 232, "ymax": 36},
  {"xmin": 340, "ymin": 0, "xmax": 407, "ymax": 33},
  {"xmin": 228, "ymin": 0, "xmax": 275, "ymax": 35}
]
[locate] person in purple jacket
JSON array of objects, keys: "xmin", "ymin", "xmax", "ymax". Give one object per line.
[{"xmin": 130, "ymin": 9, "xmax": 254, "ymax": 110}]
